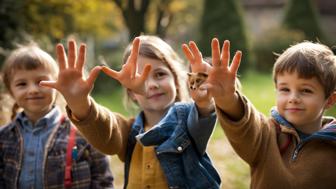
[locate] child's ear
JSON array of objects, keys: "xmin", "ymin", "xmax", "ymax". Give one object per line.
[{"xmin": 325, "ymin": 91, "xmax": 336, "ymax": 109}]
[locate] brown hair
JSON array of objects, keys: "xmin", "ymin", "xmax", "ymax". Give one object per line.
[
  {"xmin": 2, "ymin": 43, "xmax": 59, "ymax": 119},
  {"xmin": 273, "ymin": 41, "xmax": 336, "ymax": 98},
  {"xmin": 122, "ymin": 35, "xmax": 190, "ymax": 112}
]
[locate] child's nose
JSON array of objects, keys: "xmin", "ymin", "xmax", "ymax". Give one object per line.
[
  {"xmin": 146, "ymin": 78, "xmax": 159, "ymax": 90},
  {"xmin": 28, "ymin": 84, "xmax": 40, "ymax": 94},
  {"xmin": 288, "ymin": 92, "xmax": 300, "ymax": 103}
]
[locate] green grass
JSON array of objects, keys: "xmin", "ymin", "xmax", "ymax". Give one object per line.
[{"xmin": 240, "ymin": 71, "xmax": 275, "ymax": 115}]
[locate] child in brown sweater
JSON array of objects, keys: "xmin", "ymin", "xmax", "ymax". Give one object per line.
[{"xmin": 186, "ymin": 38, "xmax": 336, "ymax": 189}]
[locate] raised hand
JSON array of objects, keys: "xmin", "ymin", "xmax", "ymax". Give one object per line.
[
  {"xmin": 207, "ymin": 38, "xmax": 241, "ymax": 102},
  {"xmin": 182, "ymin": 41, "xmax": 212, "ymax": 73},
  {"xmin": 40, "ymin": 40, "xmax": 101, "ymax": 119},
  {"xmin": 182, "ymin": 41, "xmax": 213, "ymax": 111},
  {"xmin": 184, "ymin": 38, "xmax": 243, "ymax": 119},
  {"xmin": 101, "ymin": 37, "xmax": 151, "ymax": 95}
]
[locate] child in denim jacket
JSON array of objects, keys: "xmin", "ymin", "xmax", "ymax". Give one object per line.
[
  {"xmin": 41, "ymin": 35, "xmax": 221, "ymax": 189},
  {"xmin": 0, "ymin": 44, "xmax": 114, "ymax": 188}
]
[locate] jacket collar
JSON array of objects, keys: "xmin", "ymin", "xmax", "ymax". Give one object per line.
[
  {"xmin": 135, "ymin": 103, "xmax": 189, "ymax": 146},
  {"xmin": 271, "ymin": 107, "xmax": 336, "ymax": 142}
]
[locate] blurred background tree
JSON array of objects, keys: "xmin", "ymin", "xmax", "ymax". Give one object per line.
[
  {"xmin": 112, "ymin": 0, "xmax": 191, "ymax": 40},
  {"xmin": 282, "ymin": 0, "xmax": 325, "ymax": 42},
  {"xmin": 198, "ymin": 0, "xmax": 253, "ymax": 73}
]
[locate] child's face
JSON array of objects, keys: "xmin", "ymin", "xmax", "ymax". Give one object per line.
[
  {"xmin": 275, "ymin": 71, "xmax": 330, "ymax": 133},
  {"xmin": 131, "ymin": 55, "xmax": 177, "ymax": 114},
  {"xmin": 9, "ymin": 68, "xmax": 57, "ymax": 122}
]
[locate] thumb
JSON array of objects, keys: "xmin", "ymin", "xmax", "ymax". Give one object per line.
[
  {"xmin": 87, "ymin": 66, "xmax": 102, "ymax": 87},
  {"xmin": 102, "ymin": 66, "xmax": 119, "ymax": 80}
]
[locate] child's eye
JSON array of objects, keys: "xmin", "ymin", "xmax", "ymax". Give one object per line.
[
  {"xmin": 278, "ymin": 87, "xmax": 289, "ymax": 92},
  {"xmin": 155, "ymin": 72, "xmax": 167, "ymax": 79},
  {"xmin": 15, "ymin": 82, "xmax": 26, "ymax": 87},
  {"xmin": 301, "ymin": 88, "xmax": 313, "ymax": 93}
]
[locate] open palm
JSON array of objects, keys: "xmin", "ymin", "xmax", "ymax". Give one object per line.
[
  {"xmin": 40, "ymin": 40, "xmax": 101, "ymax": 115},
  {"xmin": 101, "ymin": 37, "xmax": 151, "ymax": 95},
  {"xmin": 207, "ymin": 38, "xmax": 242, "ymax": 107}
]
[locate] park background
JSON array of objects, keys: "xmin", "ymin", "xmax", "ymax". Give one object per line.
[{"xmin": 1, "ymin": 0, "xmax": 336, "ymax": 188}]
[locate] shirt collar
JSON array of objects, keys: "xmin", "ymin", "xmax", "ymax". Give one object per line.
[{"xmin": 15, "ymin": 106, "xmax": 62, "ymax": 131}]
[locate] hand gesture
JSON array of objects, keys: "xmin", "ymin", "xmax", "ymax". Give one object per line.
[
  {"xmin": 101, "ymin": 37, "xmax": 151, "ymax": 95},
  {"xmin": 183, "ymin": 38, "xmax": 243, "ymax": 119},
  {"xmin": 40, "ymin": 40, "xmax": 101, "ymax": 119},
  {"xmin": 206, "ymin": 38, "xmax": 241, "ymax": 107},
  {"xmin": 182, "ymin": 41, "xmax": 213, "ymax": 109},
  {"xmin": 182, "ymin": 41, "xmax": 211, "ymax": 73}
]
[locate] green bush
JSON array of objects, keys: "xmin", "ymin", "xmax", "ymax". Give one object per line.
[
  {"xmin": 253, "ymin": 28, "xmax": 305, "ymax": 73},
  {"xmin": 198, "ymin": 0, "xmax": 252, "ymax": 73},
  {"xmin": 282, "ymin": 0, "xmax": 325, "ymax": 41}
]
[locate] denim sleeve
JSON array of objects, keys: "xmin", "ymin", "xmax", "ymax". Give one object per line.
[{"xmin": 187, "ymin": 103, "xmax": 217, "ymax": 155}]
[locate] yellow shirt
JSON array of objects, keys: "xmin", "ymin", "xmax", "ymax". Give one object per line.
[{"xmin": 127, "ymin": 141, "xmax": 169, "ymax": 189}]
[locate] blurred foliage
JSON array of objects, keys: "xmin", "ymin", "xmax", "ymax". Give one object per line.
[
  {"xmin": 198, "ymin": 0, "xmax": 253, "ymax": 73},
  {"xmin": 253, "ymin": 28, "xmax": 306, "ymax": 73},
  {"xmin": 0, "ymin": 0, "xmax": 122, "ymax": 65},
  {"xmin": 111, "ymin": 0, "xmax": 195, "ymax": 40},
  {"xmin": 282, "ymin": 0, "xmax": 325, "ymax": 42}
]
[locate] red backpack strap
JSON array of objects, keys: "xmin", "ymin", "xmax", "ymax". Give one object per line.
[
  {"xmin": 65, "ymin": 125, "xmax": 77, "ymax": 188},
  {"xmin": 273, "ymin": 121, "xmax": 291, "ymax": 155}
]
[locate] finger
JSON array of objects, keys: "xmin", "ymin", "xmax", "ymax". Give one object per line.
[
  {"xmin": 39, "ymin": 80, "xmax": 57, "ymax": 89},
  {"xmin": 101, "ymin": 66, "xmax": 119, "ymax": 79},
  {"xmin": 189, "ymin": 41, "xmax": 203, "ymax": 65},
  {"xmin": 182, "ymin": 44, "xmax": 195, "ymax": 64},
  {"xmin": 87, "ymin": 66, "xmax": 102, "ymax": 87},
  {"xmin": 139, "ymin": 64, "xmax": 152, "ymax": 82},
  {"xmin": 211, "ymin": 38, "xmax": 221, "ymax": 67},
  {"xmin": 56, "ymin": 44, "xmax": 67, "ymax": 70},
  {"xmin": 77, "ymin": 43, "xmax": 86, "ymax": 71},
  {"xmin": 68, "ymin": 40, "xmax": 77, "ymax": 68},
  {"xmin": 221, "ymin": 40, "xmax": 230, "ymax": 68},
  {"xmin": 129, "ymin": 37, "xmax": 140, "ymax": 79},
  {"xmin": 230, "ymin": 51, "xmax": 242, "ymax": 74}
]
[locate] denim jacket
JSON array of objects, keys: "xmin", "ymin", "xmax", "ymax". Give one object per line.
[
  {"xmin": 124, "ymin": 102, "xmax": 221, "ymax": 189},
  {"xmin": 0, "ymin": 110, "xmax": 114, "ymax": 189}
]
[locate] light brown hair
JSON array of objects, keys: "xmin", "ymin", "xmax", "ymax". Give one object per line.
[{"xmin": 273, "ymin": 41, "xmax": 336, "ymax": 98}]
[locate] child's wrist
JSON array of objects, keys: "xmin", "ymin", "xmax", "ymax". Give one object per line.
[
  {"xmin": 69, "ymin": 97, "xmax": 91, "ymax": 120},
  {"xmin": 196, "ymin": 98, "xmax": 215, "ymax": 117}
]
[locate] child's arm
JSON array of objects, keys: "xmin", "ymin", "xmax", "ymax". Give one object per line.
[
  {"xmin": 182, "ymin": 41, "xmax": 214, "ymax": 117},
  {"xmin": 40, "ymin": 40, "xmax": 143, "ymax": 159}
]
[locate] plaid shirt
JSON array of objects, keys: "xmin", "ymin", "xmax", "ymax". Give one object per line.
[{"xmin": 0, "ymin": 111, "xmax": 114, "ymax": 189}]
